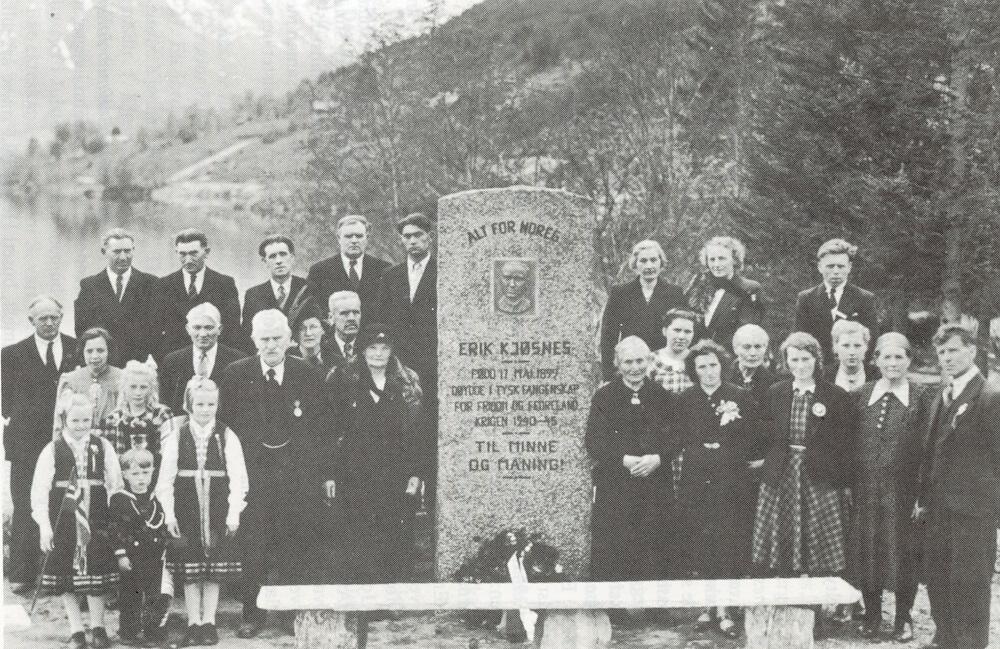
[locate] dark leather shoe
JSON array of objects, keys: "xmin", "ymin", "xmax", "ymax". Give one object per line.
[
  {"xmin": 90, "ymin": 627, "xmax": 111, "ymax": 649},
  {"xmin": 199, "ymin": 623, "xmax": 218, "ymax": 645},
  {"xmin": 181, "ymin": 624, "xmax": 202, "ymax": 647},
  {"xmin": 69, "ymin": 631, "xmax": 89, "ymax": 649},
  {"xmin": 236, "ymin": 619, "xmax": 264, "ymax": 639}
]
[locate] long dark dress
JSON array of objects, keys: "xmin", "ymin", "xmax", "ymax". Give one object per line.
[
  {"xmin": 585, "ymin": 378, "xmax": 678, "ymax": 580},
  {"xmin": 849, "ymin": 381, "xmax": 929, "ymax": 609},
  {"xmin": 677, "ymin": 383, "xmax": 756, "ymax": 578},
  {"xmin": 328, "ymin": 363, "xmax": 421, "ymax": 584}
]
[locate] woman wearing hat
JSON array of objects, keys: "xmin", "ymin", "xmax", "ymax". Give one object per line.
[
  {"xmin": 287, "ymin": 299, "xmax": 332, "ymax": 373},
  {"xmin": 326, "ymin": 323, "xmax": 423, "ymax": 584}
]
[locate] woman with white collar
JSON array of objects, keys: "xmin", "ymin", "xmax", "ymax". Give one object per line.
[{"xmin": 849, "ymin": 332, "xmax": 931, "ymax": 641}]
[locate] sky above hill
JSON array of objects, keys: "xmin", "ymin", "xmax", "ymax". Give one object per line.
[{"xmin": 0, "ymin": 0, "xmax": 482, "ymax": 152}]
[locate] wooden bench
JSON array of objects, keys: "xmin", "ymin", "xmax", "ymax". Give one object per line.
[{"xmin": 259, "ymin": 577, "xmax": 860, "ymax": 648}]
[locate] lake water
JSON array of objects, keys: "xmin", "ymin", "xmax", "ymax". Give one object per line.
[{"xmin": 0, "ymin": 195, "xmax": 333, "ymax": 344}]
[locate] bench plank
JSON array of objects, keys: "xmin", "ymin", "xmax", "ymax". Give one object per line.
[{"xmin": 258, "ymin": 578, "xmax": 859, "ymax": 611}]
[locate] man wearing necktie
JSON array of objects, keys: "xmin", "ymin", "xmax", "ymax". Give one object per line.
[
  {"xmin": 374, "ymin": 213, "xmax": 438, "ymax": 506},
  {"xmin": 794, "ymin": 238, "xmax": 878, "ymax": 360},
  {"xmin": 1, "ymin": 295, "xmax": 77, "ymax": 594},
  {"xmin": 218, "ymin": 310, "xmax": 330, "ymax": 638},
  {"xmin": 74, "ymin": 228, "xmax": 156, "ymax": 366},
  {"xmin": 242, "ymin": 234, "xmax": 308, "ymax": 353},
  {"xmin": 917, "ymin": 324, "xmax": 1000, "ymax": 649},
  {"xmin": 158, "ymin": 303, "xmax": 246, "ymax": 412},
  {"xmin": 151, "ymin": 229, "xmax": 241, "ymax": 361},
  {"xmin": 306, "ymin": 214, "xmax": 390, "ymax": 324}
]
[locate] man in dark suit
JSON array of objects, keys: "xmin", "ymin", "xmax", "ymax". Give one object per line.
[
  {"xmin": 218, "ymin": 309, "xmax": 330, "ymax": 638},
  {"xmin": 794, "ymin": 238, "xmax": 878, "ymax": 360},
  {"xmin": 242, "ymin": 234, "xmax": 308, "ymax": 352},
  {"xmin": 1, "ymin": 295, "xmax": 77, "ymax": 593},
  {"xmin": 600, "ymin": 240, "xmax": 689, "ymax": 380},
  {"xmin": 151, "ymin": 228, "xmax": 242, "ymax": 361},
  {"xmin": 73, "ymin": 228, "xmax": 157, "ymax": 366},
  {"xmin": 375, "ymin": 213, "xmax": 438, "ymax": 501},
  {"xmin": 306, "ymin": 214, "xmax": 390, "ymax": 322},
  {"xmin": 157, "ymin": 302, "xmax": 245, "ymax": 412},
  {"xmin": 321, "ymin": 290, "xmax": 362, "ymax": 375},
  {"xmin": 917, "ymin": 324, "xmax": 1000, "ymax": 649}
]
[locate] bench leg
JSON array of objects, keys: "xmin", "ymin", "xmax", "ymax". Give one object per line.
[
  {"xmin": 536, "ymin": 610, "xmax": 611, "ymax": 649},
  {"xmin": 294, "ymin": 610, "xmax": 368, "ymax": 649},
  {"xmin": 744, "ymin": 605, "xmax": 814, "ymax": 649}
]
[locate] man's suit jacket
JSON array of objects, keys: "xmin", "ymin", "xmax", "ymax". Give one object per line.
[
  {"xmin": 599, "ymin": 277, "xmax": 689, "ymax": 380},
  {"xmin": 794, "ymin": 282, "xmax": 878, "ymax": 356},
  {"xmin": 307, "ymin": 254, "xmax": 390, "ymax": 321},
  {"xmin": 759, "ymin": 379, "xmax": 857, "ymax": 489},
  {"xmin": 919, "ymin": 372, "xmax": 1000, "ymax": 521},
  {"xmin": 1, "ymin": 333, "xmax": 77, "ymax": 465},
  {"xmin": 375, "ymin": 256, "xmax": 437, "ymax": 390},
  {"xmin": 157, "ymin": 343, "xmax": 246, "ymax": 413},
  {"xmin": 242, "ymin": 275, "xmax": 308, "ymax": 351},
  {"xmin": 151, "ymin": 267, "xmax": 242, "ymax": 361},
  {"xmin": 74, "ymin": 268, "xmax": 156, "ymax": 365}
]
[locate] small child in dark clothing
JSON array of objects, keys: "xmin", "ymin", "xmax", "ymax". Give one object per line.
[{"xmin": 109, "ymin": 448, "xmax": 167, "ymax": 647}]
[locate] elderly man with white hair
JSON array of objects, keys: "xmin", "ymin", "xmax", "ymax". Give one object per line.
[
  {"xmin": 585, "ymin": 336, "xmax": 678, "ymax": 588},
  {"xmin": 218, "ymin": 309, "xmax": 331, "ymax": 638},
  {"xmin": 158, "ymin": 302, "xmax": 246, "ymax": 412}
]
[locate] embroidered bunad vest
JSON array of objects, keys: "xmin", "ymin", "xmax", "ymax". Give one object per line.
[
  {"xmin": 50, "ymin": 436, "xmax": 108, "ymax": 572},
  {"xmin": 174, "ymin": 423, "xmax": 229, "ymax": 555}
]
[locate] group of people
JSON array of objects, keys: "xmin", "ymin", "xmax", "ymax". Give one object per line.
[
  {"xmin": 589, "ymin": 236, "xmax": 999, "ymax": 648},
  {"xmin": 2, "ymin": 213, "xmax": 439, "ymax": 648}
]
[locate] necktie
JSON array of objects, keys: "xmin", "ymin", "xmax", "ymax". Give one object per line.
[
  {"xmin": 276, "ymin": 283, "xmax": 287, "ymax": 308},
  {"xmin": 349, "ymin": 259, "xmax": 360, "ymax": 291},
  {"xmin": 266, "ymin": 368, "xmax": 277, "ymax": 385},
  {"xmin": 197, "ymin": 351, "xmax": 209, "ymax": 377},
  {"xmin": 115, "ymin": 272, "xmax": 124, "ymax": 302},
  {"xmin": 46, "ymin": 341, "xmax": 56, "ymax": 372},
  {"xmin": 343, "ymin": 341, "xmax": 353, "ymax": 362},
  {"xmin": 187, "ymin": 272, "xmax": 198, "ymax": 299},
  {"xmin": 827, "ymin": 287, "xmax": 837, "ymax": 307}
]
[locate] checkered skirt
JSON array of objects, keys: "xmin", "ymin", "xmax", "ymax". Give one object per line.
[{"xmin": 752, "ymin": 390, "xmax": 847, "ymax": 574}]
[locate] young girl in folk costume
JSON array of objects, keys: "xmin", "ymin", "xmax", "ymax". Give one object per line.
[
  {"xmin": 109, "ymin": 448, "xmax": 168, "ymax": 647},
  {"xmin": 156, "ymin": 377, "xmax": 247, "ymax": 647},
  {"xmin": 31, "ymin": 392, "xmax": 123, "ymax": 649}
]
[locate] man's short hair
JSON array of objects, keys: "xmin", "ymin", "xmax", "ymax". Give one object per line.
[
  {"xmin": 396, "ymin": 212, "xmax": 433, "ymax": 234},
  {"xmin": 932, "ymin": 323, "xmax": 977, "ymax": 348},
  {"xmin": 337, "ymin": 214, "xmax": 370, "ymax": 234},
  {"xmin": 699, "ymin": 236, "xmax": 746, "ymax": 272},
  {"xmin": 28, "ymin": 294, "xmax": 63, "ymax": 314},
  {"xmin": 120, "ymin": 447, "xmax": 155, "ymax": 471},
  {"xmin": 817, "ymin": 238, "xmax": 857, "ymax": 261},
  {"xmin": 628, "ymin": 240, "xmax": 667, "ymax": 272},
  {"xmin": 831, "ymin": 319, "xmax": 871, "ymax": 346},
  {"xmin": 733, "ymin": 323, "xmax": 769, "ymax": 348},
  {"xmin": 252, "ymin": 309, "xmax": 290, "ymax": 337},
  {"xmin": 186, "ymin": 302, "xmax": 221, "ymax": 326},
  {"xmin": 329, "ymin": 290, "xmax": 360, "ymax": 313},
  {"xmin": 175, "ymin": 228, "xmax": 208, "ymax": 248},
  {"xmin": 258, "ymin": 234, "xmax": 295, "ymax": 258},
  {"xmin": 102, "ymin": 227, "xmax": 135, "ymax": 249}
]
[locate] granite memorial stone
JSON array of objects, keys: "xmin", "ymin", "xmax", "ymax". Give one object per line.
[{"xmin": 435, "ymin": 186, "xmax": 601, "ymax": 581}]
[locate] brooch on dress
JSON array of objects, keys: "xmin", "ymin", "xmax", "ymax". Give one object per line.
[
  {"xmin": 631, "ymin": 391, "xmax": 641, "ymax": 405},
  {"xmin": 812, "ymin": 402, "xmax": 827, "ymax": 418},
  {"xmin": 293, "ymin": 400, "xmax": 302, "ymax": 418}
]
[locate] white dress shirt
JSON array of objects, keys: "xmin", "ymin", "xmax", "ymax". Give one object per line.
[
  {"xmin": 155, "ymin": 418, "xmax": 248, "ymax": 528},
  {"xmin": 824, "ymin": 282, "xmax": 845, "ymax": 306},
  {"xmin": 270, "ymin": 278, "xmax": 293, "ymax": 305},
  {"xmin": 704, "ymin": 288, "xmax": 726, "ymax": 327},
  {"xmin": 341, "ymin": 254, "xmax": 364, "ymax": 279},
  {"xmin": 34, "ymin": 334, "xmax": 63, "ymax": 369},
  {"xmin": 868, "ymin": 378, "xmax": 910, "ymax": 407},
  {"xmin": 31, "ymin": 432, "xmax": 123, "ymax": 535},
  {"xmin": 408, "ymin": 256, "xmax": 428, "ymax": 301},
  {"xmin": 792, "ymin": 379, "xmax": 817, "ymax": 394},
  {"xmin": 107, "ymin": 266, "xmax": 133, "ymax": 300},
  {"xmin": 260, "ymin": 358, "xmax": 285, "ymax": 385},
  {"xmin": 192, "ymin": 344, "xmax": 219, "ymax": 378},
  {"xmin": 186, "ymin": 267, "xmax": 206, "ymax": 294},
  {"xmin": 947, "ymin": 365, "xmax": 980, "ymax": 402}
]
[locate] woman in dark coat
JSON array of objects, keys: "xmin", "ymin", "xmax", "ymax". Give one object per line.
[
  {"xmin": 676, "ymin": 340, "xmax": 757, "ymax": 636},
  {"xmin": 585, "ymin": 335, "xmax": 678, "ymax": 582},
  {"xmin": 849, "ymin": 332, "xmax": 930, "ymax": 641},
  {"xmin": 326, "ymin": 324, "xmax": 423, "ymax": 584},
  {"xmin": 287, "ymin": 300, "xmax": 333, "ymax": 373},
  {"xmin": 685, "ymin": 236, "xmax": 764, "ymax": 350},
  {"xmin": 599, "ymin": 240, "xmax": 688, "ymax": 380},
  {"xmin": 752, "ymin": 332, "xmax": 856, "ymax": 583}
]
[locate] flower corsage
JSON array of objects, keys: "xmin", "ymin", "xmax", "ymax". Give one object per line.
[{"xmin": 716, "ymin": 400, "xmax": 742, "ymax": 426}]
